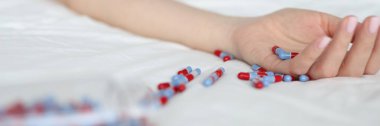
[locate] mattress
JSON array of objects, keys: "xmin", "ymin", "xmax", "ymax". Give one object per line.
[{"xmin": 1, "ymin": 0, "xmax": 380, "ymax": 126}]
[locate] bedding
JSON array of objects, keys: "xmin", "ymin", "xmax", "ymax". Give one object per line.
[{"xmin": 1, "ymin": 0, "xmax": 380, "ymax": 126}]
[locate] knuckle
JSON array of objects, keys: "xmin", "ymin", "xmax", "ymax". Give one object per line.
[
  {"xmin": 290, "ymin": 62, "xmax": 308, "ymax": 75},
  {"xmin": 314, "ymin": 65, "xmax": 338, "ymax": 78}
]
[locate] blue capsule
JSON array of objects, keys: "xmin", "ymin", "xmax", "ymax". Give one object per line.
[
  {"xmin": 160, "ymin": 89, "xmax": 175, "ymax": 98},
  {"xmin": 202, "ymin": 67, "xmax": 225, "ymax": 87},
  {"xmin": 278, "ymin": 52, "xmax": 292, "ymax": 60},
  {"xmin": 262, "ymin": 80, "xmax": 272, "ymax": 87},
  {"xmin": 283, "ymin": 75, "xmax": 293, "ymax": 82},
  {"xmin": 299, "ymin": 74, "xmax": 310, "ymax": 82}
]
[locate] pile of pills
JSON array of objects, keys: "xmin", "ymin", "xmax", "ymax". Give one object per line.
[
  {"xmin": 0, "ymin": 96, "xmax": 98, "ymax": 118},
  {"xmin": 157, "ymin": 66, "xmax": 202, "ymax": 105},
  {"xmin": 237, "ymin": 46, "xmax": 310, "ymax": 89},
  {"xmin": 214, "ymin": 50, "xmax": 234, "ymax": 62},
  {"xmin": 0, "ymin": 96, "xmax": 149, "ymax": 126}
]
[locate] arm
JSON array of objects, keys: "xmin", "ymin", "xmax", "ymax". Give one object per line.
[
  {"xmin": 61, "ymin": 0, "xmax": 241, "ymax": 55},
  {"xmin": 61, "ymin": 0, "xmax": 380, "ymax": 78}
]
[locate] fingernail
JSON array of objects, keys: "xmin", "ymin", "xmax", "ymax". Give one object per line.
[
  {"xmin": 369, "ymin": 16, "xmax": 380, "ymax": 33},
  {"xmin": 318, "ymin": 36, "xmax": 332, "ymax": 49},
  {"xmin": 346, "ymin": 16, "xmax": 358, "ymax": 33}
]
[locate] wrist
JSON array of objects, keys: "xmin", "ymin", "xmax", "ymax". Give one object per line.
[{"xmin": 217, "ymin": 17, "xmax": 258, "ymax": 59}]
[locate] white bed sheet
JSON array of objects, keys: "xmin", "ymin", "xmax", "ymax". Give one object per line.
[{"xmin": 1, "ymin": 0, "xmax": 380, "ymax": 126}]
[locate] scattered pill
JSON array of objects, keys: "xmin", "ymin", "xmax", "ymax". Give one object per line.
[
  {"xmin": 177, "ymin": 66, "xmax": 192, "ymax": 75},
  {"xmin": 202, "ymin": 67, "xmax": 225, "ymax": 87},
  {"xmin": 171, "ymin": 68, "xmax": 201, "ymax": 85},
  {"xmin": 251, "ymin": 64, "xmax": 266, "ymax": 72},
  {"xmin": 157, "ymin": 82, "xmax": 171, "ymax": 90},
  {"xmin": 272, "ymin": 46, "xmax": 298, "ymax": 60},
  {"xmin": 283, "ymin": 75, "xmax": 294, "ymax": 82},
  {"xmin": 263, "ymin": 75, "xmax": 283, "ymax": 84},
  {"xmin": 160, "ymin": 89, "xmax": 175, "ymax": 99},
  {"xmin": 160, "ymin": 96, "xmax": 168, "ymax": 105},
  {"xmin": 214, "ymin": 50, "xmax": 234, "ymax": 62},
  {"xmin": 299, "ymin": 74, "xmax": 310, "ymax": 82},
  {"xmin": 173, "ymin": 84, "xmax": 186, "ymax": 93},
  {"xmin": 237, "ymin": 72, "xmax": 260, "ymax": 80},
  {"xmin": 253, "ymin": 81, "xmax": 264, "ymax": 89}
]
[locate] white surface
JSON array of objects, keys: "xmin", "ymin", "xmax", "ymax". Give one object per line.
[{"xmin": 1, "ymin": 0, "xmax": 380, "ymax": 126}]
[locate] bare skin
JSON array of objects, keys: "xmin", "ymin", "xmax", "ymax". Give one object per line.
[{"xmin": 60, "ymin": 0, "xmax": 380, "ymax": 79}]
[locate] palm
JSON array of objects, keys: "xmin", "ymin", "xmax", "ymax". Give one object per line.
[{"xmin": 234, "ymin": 8, "xmax": 337, "ymax": 66}]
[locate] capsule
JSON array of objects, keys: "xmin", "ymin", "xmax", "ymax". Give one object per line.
[
  {"xmin": 160, "ymin": 96, "xmax": 168, "ymax": 105},
  {"xmin": 283, "ymin": 75, "xmax": 294, "ymax": 82},
  {"xmin": 214, "ymin": 50, "xmax": 234, "ymax": 62},
  {"xmin": 299, "ymin": 74, "xmax": 310, "ymax": 82},
  {"xmin": 237, "ymin": 72, "xmax": 260, "ymax": 80},
  {"xmin": 160, "ymin": 89, "xmax": 175, "ymax": 99},
  {"xmin": 173, "ymin": 84, "xmax": 186, "ymax": 93},
  {"xmin": 157, "ymin": 82, "xmax": 171, "ymax": 90},
  {"xmin": 202, "ymin": 67, "xmax": 225, "ymax": 87},
  {"xmin": 253, "ymin": 81, "xmax": 265, "ymax": 89},
  {"xmin": 171, "ymin": 68, "xmax": 201, "ymax": 85},
  {"xmin": 251, "ymin": 64, "xmax": 266, "ymax": 72},
  {"xmin": 272, "ymin": 46, "xmax": 298, "ymax": 60},
  {"xmin": 263, "ymin": 75, "xmax": 283, "ymax": 84},
  {"xmin": 177, "ymin": 66, "xmax": 192, "ymax": 75}
]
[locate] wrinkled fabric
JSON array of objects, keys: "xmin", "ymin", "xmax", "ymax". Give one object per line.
[{"xmin": 0, "ymin": 0, "xmax": 379, "ymax": 126}]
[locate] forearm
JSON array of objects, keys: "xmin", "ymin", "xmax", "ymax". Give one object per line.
[{"xmin": 63, "ymin": 0, "xmax": 242, "ymax": 54}]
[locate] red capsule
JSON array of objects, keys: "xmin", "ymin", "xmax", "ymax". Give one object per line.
[
  {"xmin": 33, "ymin": 103, "xmax": 45, "ymax": 114},
  {"xmin": 6, "ymin": 101, "xmax": 26, "ymax": 117},
  {"xmin": 253, "ymin": 81, "xmax": 264, "ymax": 89},
  {"xmin": 157, "ymin": 82, "xmax": 171, "ymax": 90},
  {"xmin": 173, "ymin": 84, "xmax": 186, "ymax": 93},
  {"xmin": 272, "ymin": 46, "xmax": 279, "ymax": 54},
  {"xmin": 185, "ymin": 74, "xmax": 194, "ymax": 82},
  {"xmin": 274, "ymin": 75, "xmax": 283, "ymax": 82},
  {"xmin": 291, "ymin": 52, "xmax": 299, "ymax": 58},
  {"xmin": 214, "ymin": 50, "xmax": 222, "ymax": 56},
  {"xmin": 223, "ymin": 56, "xmax": 231, "ymax": 62},
  {"xmin": 177, "ymin": 66, "xmax": 192, "ymax": 75},
  {"xmin": 237, "ymin": 72, "xmax": 250, "ymax": 80},
  {"xmin": 160, "ymin": 96, "xmax": 168, "ymax": 105},
  {"xmin": 215, "ymin": 69, "xmax": 224, "ymax": 77}
]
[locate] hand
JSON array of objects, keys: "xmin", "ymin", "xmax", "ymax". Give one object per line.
[{"xmin": 228, "ymin": 8, "xmax": 380, "ymax": 79}]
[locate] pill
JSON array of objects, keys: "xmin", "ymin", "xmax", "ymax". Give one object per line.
[
  {"xmin": 237, "ymin": 72, "xmax": 260, "ymax": 80},
  {"xmin": 160, "ymin": 89, "xmax": 175, "ymax": 98},
  {"xmin": 173, "ymin": 84, "xmax": 186, "ymax": 93},
  {"xmin": 202, "ymin": 67, "xmax": 225, "ymax": 87},
  {"xmin": 6, "ymin": 101, "xmax": 26, "ymax": 117},
  {"xmin": 251, "ymin": 64, "xmax": 266, "ymax": 72},
  {"xmin": 223, "ymin": 56, "xmax": 232, "ymax": 62},
  {"xmin": 263, "ymin": 75, "xmax": 283, "ymax": 83},
  {"xmin": 177, "ymin": 66, "xmax": 192, "ymax": 75},
  {"xmin": 157, "ymin": 82, "xmax": 171, "ymax": 90},
  {"xmin": 272, "ymin": 46, "xmax": 298, "ymax": 60},
  {"xmin": 171, "ymin": 68, "xmax": 201, "ymax": 85},
  {"xmin": 299, "ymin": 74, "xmax": 310, "ymax": 82},
  {"xmin": 160, "ymin": 96, "xmax": 168, "ymax": 105},
  {"xmin": 283, "ymin": 75, "xmax": 294, "ymax": 82},
  {"xmin": 32, "ymin": 102, "xmax": 45, "ymax": 114},
  {"xmin": 214, "ymin": 50, "xmax": 234, "ymax": 62},
  {"xmin": 253, "ymin": 81, "xmax": 264, "ymax": 89}
]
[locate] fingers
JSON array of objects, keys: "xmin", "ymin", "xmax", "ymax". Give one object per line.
[
  {"xmin": 365, "ymin": 18, "xmax": 380, "ymax": 75},
  {"xmin": 339, "ymin": 16, "xmax": 380, "ymax": 76},
  {"xmin": 258, "ymin": 53, "xmax": 290, "ymax": 74},
  {"xmin": 289, "ymin": 36, "xmax": 332, "ymax": 75},
  {"xmin": 308, "ymin": 16, "xmax": 358, "ymax": 79}
]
